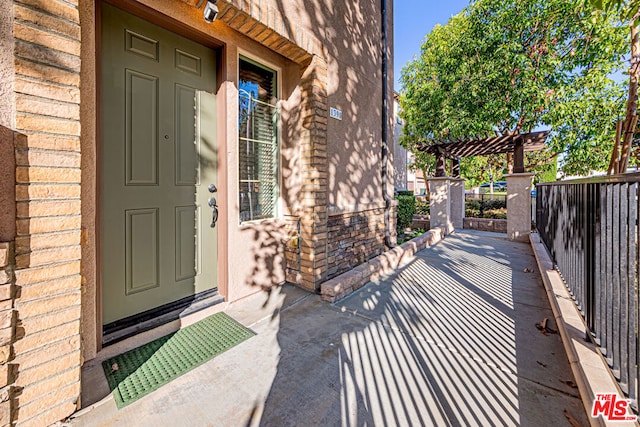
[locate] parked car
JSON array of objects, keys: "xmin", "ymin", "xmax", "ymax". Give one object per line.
[{"xmin": 479, "ymin": 181, "xmax": 507, "ymax": 192}]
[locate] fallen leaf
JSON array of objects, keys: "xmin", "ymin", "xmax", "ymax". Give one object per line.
[
  {"xmin": 562, "ymin": 379, "xmax": 578, "ymax": 389},
  {"xmin": 535, "ymin": 318, "xmax": 558, "ymax": 334},
  {"xmin": 524, "ymin": 268, "xmax": 534, "ymax": 273},
  {"xmin": 563, "ymin": 409, "xmax": 582, "ymax": 427},
  {"xmin": 111, "ymin": 363, "xmax": 119, "ymax": 372},
  {"xmin": 535, "ymin": 318, "xmax": 548, "ymax": 333},
  {"xmin": 536, "ymin": 360, "xmax": 547, "ymax": 368}
]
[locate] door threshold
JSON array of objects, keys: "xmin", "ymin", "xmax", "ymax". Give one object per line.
[
  {"xmin": 103, "ymin": 289, "xmax": 224, "ymax": 347},
  {"xmin": 80, "ymin": 296, "xmax": 227, "ymax": 409}
]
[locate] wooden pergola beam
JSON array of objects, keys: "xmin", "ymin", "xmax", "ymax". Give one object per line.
[
  {"xmin": 451, "ymin": 157, "xmax": 461, "ymax": 177},
  {"xmin": 417, "ymin": 131, "xmax": 549, "ymax": 162}
]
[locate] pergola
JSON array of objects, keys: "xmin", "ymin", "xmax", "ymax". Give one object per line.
[{"xmin": 416, "ymin": 130, "xmax": 550, "ymax": 177}]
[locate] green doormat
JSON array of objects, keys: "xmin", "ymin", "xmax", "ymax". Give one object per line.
[{"xmin": 102, "ymin": 312, "xmax": 255, "ymax": 408}]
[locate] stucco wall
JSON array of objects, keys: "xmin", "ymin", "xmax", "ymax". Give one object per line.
[
  {"xmin": 326, "ymin": 1, "xmax": 386, "ymax": 209},
  {"xmin": 0, "ymin": 3, "xmax": 16, "ymax": 243},
  {"xmin": 393, "ymin": 98, "xmax": 407, "ymax": 191},
  {"xmin": 78, "ymin": 0, "xmax": 312, "ymax": 304},
  {"xmin": 0, "ymin": 127, "xmax": 15, "ymax": 243},
  {"xmin": 76, "ymin": 0, "xmax": 394, "ymax": 322},
  {"xmin": 76, "ymin": 0, "xmax": 393, "ymax": 304},
  {"xmin": 215, "ymin": 40, "xmax": 300, "ymax": 301},
  {"xmin": 266, "ymin": 0, "xmax": 393, "ymax": 211},
  {"xmin": 0, "ymin": 0, "xmax": 14, "ymax": 129},
  {"xmin": 0, "ymin": 0, "xmax": 396, "ymax": 423}
]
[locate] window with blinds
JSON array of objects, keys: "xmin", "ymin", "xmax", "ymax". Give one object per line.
[{"xmin": 238, "ymin": 58, "xmax": 278, "ymax": 222}]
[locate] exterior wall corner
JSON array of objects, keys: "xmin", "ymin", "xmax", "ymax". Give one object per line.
[{"xmin": 299, "ymin": 55, "xmax": 329, "ymax": 292}]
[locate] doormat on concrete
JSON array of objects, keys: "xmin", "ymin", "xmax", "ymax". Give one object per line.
[{"xmin": 102, "ymin": 312, "xmax": 255, "ymax": 408}]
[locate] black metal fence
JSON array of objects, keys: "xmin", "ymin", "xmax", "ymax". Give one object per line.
[
  {"xmin": 536, "ymin": 173, "xmax": 640, "ymax": 405},
  {"xmin": 465, "ymin": 193, "xmax": 508, "ymax": 203},
  {"xmin": 465, "ymin": 193, "xmax": 507, "ymax": 218}
]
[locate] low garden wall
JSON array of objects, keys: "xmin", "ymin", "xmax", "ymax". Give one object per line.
[
  {"xmin": 411, "ymin": 215, "xmax": 430, "ymax": 230},
  {"xmin": 463, "ymin": 217, "xmax": 507, "ymax": 233},
  {"xmin": 321, "ymin": 227, "xmax": 445, "ymax": 302}
]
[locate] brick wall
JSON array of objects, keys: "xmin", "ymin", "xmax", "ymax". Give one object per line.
[
  {"xmin": 0, "ymin": 242, "xmax": 16, "ymax": 426},
  {"xmin": 298, "ymin": 55, "xmax": 329, "ymax": 292},
  {"xmin": 463, "ymin": 217, "xmax": 508, "ymax": 233},
  {"xmin": 327, "ymin": 207, "xmax": 387, "ymax": 280},
  {"xmin": 9, "ymin": 1, "xmax": 83, "ymax": 426},
  {"xmin": 217, "ymin": 0, "xmax": 322, "ymax": 65}
]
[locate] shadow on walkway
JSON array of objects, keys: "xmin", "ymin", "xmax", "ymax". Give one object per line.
[
  {"xmin": 72, "ymin": 231, "xmax": 588, "ymax": 426},
  {"xmin": 253, "ymin": 231, "xmax": 588, "ymax": 426}
]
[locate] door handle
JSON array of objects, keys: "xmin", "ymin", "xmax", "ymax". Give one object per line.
[
  {"xmin": 208, "ymin": 184, "xmax": 217, "ymax": 193},
  {"xmin": 208, "ymin": 197, "xmax": 218, "ymax": 228}
]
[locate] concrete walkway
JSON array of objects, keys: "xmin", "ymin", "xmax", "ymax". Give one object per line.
[{"xmin": 70, "ymin": 230, "xmax": 587, "ymax": 426}]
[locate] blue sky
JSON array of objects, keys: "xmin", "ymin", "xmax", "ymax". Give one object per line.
[{"xmin": 394, "ymin": 0, "xmax": 470, "ymax": 92}]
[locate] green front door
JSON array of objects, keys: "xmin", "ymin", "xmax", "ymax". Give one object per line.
[{"xmin": 101, "ymin": 4, "xmax": 218, "ymax": 325}]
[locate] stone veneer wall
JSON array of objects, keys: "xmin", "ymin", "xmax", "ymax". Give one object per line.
[
  {"xmin": 0, "ymin": 242, "xmax": 16, "ymax": 426},
  {"xmin": 6, "ymin": 1, "xmax": 83, "ymax": 426},
  {"xmin": 463, "ymin": 217, "xmax": 508, "ymax": 233},
  {"xmin": 327, "ymin": 207, "xmax": 387, "ymax": 280},
  {"xmin": 283, "ymin": 215, "xmax": 301, "ymax": 285}
]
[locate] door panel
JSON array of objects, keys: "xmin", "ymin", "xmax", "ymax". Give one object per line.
[
  {"xmin": 125, "ymin": 70, "xmax": 158, "ymax": 186},
  {"xmin": 125, "ymin": 29, "xmax": 159, "ymax": 60},
  {"xmin": 102, "ymin": 3, "xmax": 218, "ymax": 325},
  {"xmin": 125, "ymin": 208, "xmax": 159, "ymax": 295}
]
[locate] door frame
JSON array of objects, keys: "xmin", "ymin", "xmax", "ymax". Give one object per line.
[{"xmin": 82, "ymin": 0, "xmax": 229, "ymax": 355}]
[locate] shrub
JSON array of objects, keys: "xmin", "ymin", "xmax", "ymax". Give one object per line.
[
  {"xmin": 415, "ymin": 200, "xmax": 430, "ymax": 215},
  {"xmin": 396, "ymin": 190, "xmax": 414, "ymax": 197},
  {"xmin": 395, "ymin": 195, "xmax": 416, "ymax": 233},
  {"xmin": 465, "ymin": 198, "xmax": 506, "ymax": 218},
  {"xmin": 465, "ymin": 208, "xmax": 480, "ymax": 218},
  {"xmin": 465, "ymin": 199, "xmax": 481, "ymax": 211},
  {"xmin": 482, "ymin": 208, "xmax": 507, "ymax": 219},
  {"xmin": 397, "ymin": 228, "xmax": 426, "ymax": 245},
  {"xmin": 483, "ymin": 199, "xmax": 506, "ymax": 210}
]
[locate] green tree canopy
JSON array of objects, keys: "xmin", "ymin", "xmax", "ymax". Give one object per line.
[{"xmin": 400, "ymin": 0, "xmax": 628, "ymax": 177}]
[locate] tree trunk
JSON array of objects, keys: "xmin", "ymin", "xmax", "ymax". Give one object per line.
[
  {"xmin": 422, "ymin": 168, "xmax": 431, "ymax": 198},
  {"xmin": 611, "ymin": 14, "xmax": 640, "ymax": 174},
  {"xmin": 607, "ymin": 119, "xmax": 623, "ymax": 174}
]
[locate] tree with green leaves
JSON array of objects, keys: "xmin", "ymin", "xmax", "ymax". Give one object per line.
[
  {"xmin": 583, "ymin": 0, "xmax": 640, "ymax": 174},
  {"xmin": 400, "ymin": 0, "xmax": 628, "ymax": 178},
  {"xmin": 407, "ymin": 152, "xmax": 435, "ymax": 197}
]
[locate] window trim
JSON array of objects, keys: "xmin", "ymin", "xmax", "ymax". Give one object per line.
[{"xmin": 236, "ymin": 51, "xmax": 282, "ymax": 225}]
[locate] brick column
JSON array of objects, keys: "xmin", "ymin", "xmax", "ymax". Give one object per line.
[
  {"xmin": 9, "ymin": 2, "xmax": 83, "ymax": 425},
  {"xmin": 299, "ymin": 55, "xmax": 329, "ymax": 292},
  {"xmin": 505, "ymin": 173, "xmax": 535, "ymax": 241},
  {"xmin": 449, "ymin": 178, "xmax": 465, "ymax": 230},
  {"xmin": 428, "ymin": 177, "xmax": 454, "ymax": 235}
]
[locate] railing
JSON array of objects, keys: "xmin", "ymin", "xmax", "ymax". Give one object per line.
[
  {"xmin": 465, "ymin": 193, "xmax": 507, "ymax": 202},
  {"xmin": 536, "ymin": 174, "xmax": 640, "ymax": 405}
]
